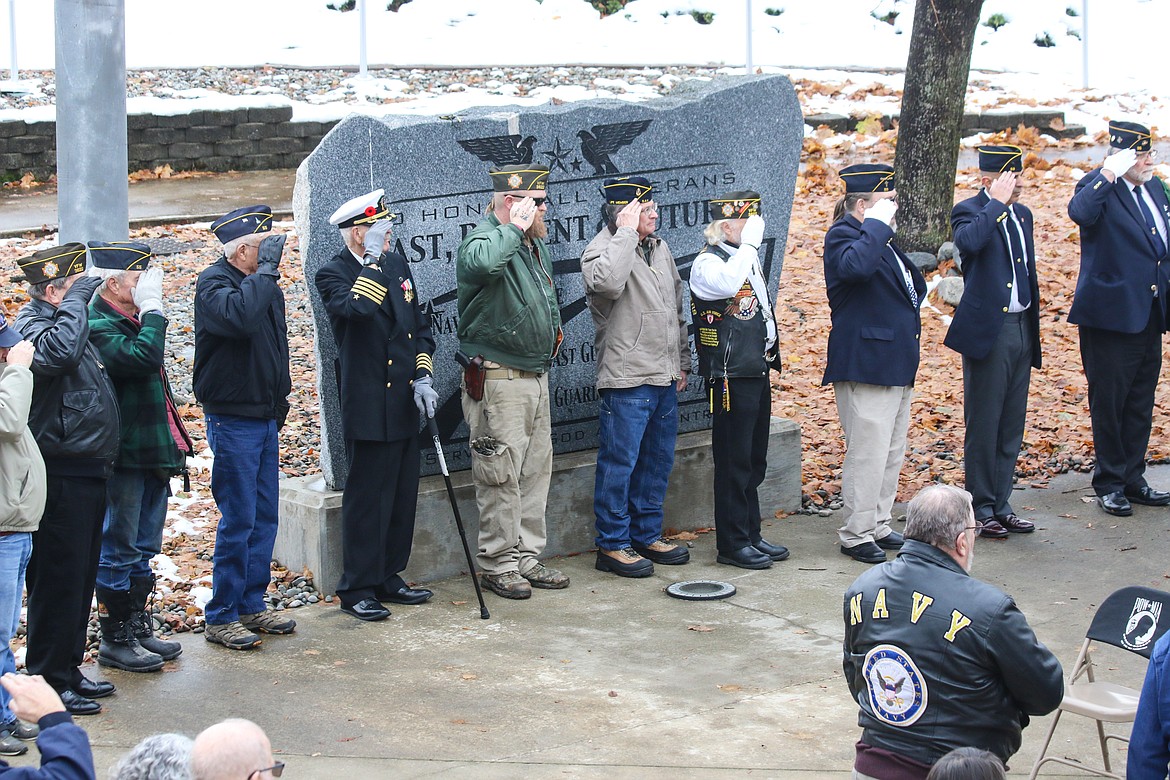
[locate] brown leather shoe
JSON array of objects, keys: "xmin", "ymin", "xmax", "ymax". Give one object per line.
[
  {"xmin": 521, "ymin": 562, "xmax": 570, "ymax": 589},
  {"xmin": 995, "ymin": 513, "xmax": 1035, "ymax": 533},
  {"xmin": 977, "ymin": 519, "xmax": 1009, "ymax": 539},
  {"xmin": 480, "ymin": 571, "xmax": 532, "ymax": 600}
]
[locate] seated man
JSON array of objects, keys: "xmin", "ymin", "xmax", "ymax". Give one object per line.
[
  {"xmin": 842, "ymin": 484, "xmax": 1064, "ymax": 779},
  {"xmin": 190, "ymin": 719, "xmax": 279, "ymax": 780},
  {"xmin": 0, "ymin": 673, "xmax": 95, "ymax": 779}
]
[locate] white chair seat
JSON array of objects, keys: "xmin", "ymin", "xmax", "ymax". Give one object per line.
[{"xmin": 1060, "ymin": 681, "xmax": 1140, "ymax": 721}]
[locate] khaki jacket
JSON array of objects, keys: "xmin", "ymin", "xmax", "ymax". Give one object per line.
[
  {"xmin": 0, "ymin": 362, "xmax": 47, "ymax": 532},
  {"xmin": 582, "ymin": 226, "xmax": 691, "ymax": 389}
]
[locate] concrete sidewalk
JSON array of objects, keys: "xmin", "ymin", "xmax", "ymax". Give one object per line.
[{"xmin": 3, "ymin": 465, "xmax": 1164, "ymax": 778}]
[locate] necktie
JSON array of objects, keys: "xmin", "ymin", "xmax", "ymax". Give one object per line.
[
  {"xmin": 1134, "ymin": 185, "xmax": 1167, "ymax": 256},
  {"xmin": 1005, "ymin": 209, "xmax": 1031, "ymax": 309},
  {"xmin": 894, "ymin": 251, "xmax": 918, "ymax": 308}
]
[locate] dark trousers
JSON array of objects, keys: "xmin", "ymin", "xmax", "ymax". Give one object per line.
[
  {"xmin": 1080, "ymin": 303, "xmax": 1163, "ymax": 496},
  {"xmin": 962, "ymin": 311, "xmax": 1034, "ymax": 521},
  {"xmin": 711, "ymin": 377, "xmax": 770, "ymax": 554},
  {"xmin": 336, "ymin": 437, "xmax": 419, "ymax": 605},
  {"xmin": 25, "ymin": 475, "xmax": 106, "ymax": 693}
]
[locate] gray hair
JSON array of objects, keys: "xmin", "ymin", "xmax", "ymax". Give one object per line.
[
  {"xmin": 925, "ymin": 747, "xmax": 1006, "ymax": 780},
  {"xmin": 88, "ymin": 266, "xmax": 131, "ymax": 294},
  {"xmin": 109, "ymin": 733, "xmax": 195, "ymax": 780},
  {"xmin": 27, "ymin": 276, "xmax": 73, "ymax": 302},
  {"xmin": 703, "ymin": 219, "xmax": 728, "ymax": 245},
  {"xmin": 221, "ymin": 234, "xmax": 265, "ymax": 259},
  {"xmin": 904, "ymin": 484, "xmax": 973, "ymax": 549},
  {"xmin": 603, "ymin": 203, "xmax": 624, "ymax": 224}
]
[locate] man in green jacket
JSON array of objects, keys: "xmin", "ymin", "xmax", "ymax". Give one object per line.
[
  {"xmin": 456, "ymin": 164, "xmax": 568, "ymax": 599},
  {"xmin": 87, "ymin": 242, "xmax": 192, "ymax": 674}
]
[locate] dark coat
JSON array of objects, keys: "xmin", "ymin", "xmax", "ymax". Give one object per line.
[
  {"xmin": 88, "ymin": 297, "xmax": 192, "ymax": 472},
  {"xmin": 945, "ymin": 191, "xmax": 1042, "ymax": 366},
  {"xmin": 1068, "ymin": 170, "xmax": 1170, "ymax": 333},
  {"xmin": 193, "ymin": 258, "xmax": 291, "ymax": 421},
  {"xmin": 0, "ymin": 711, "xmax": 95, "ymax": 778},
  {"xmin": 822, "ymin": 214, "xmax": 925, "ymax": 387},
  {"xmin": 315, "ymin": 249, "xmax": 436, "ymax": 442}
]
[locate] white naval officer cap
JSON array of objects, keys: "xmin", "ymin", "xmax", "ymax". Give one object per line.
[{"xmin": 328, "ymin": 188, "xmax": 394, "ymax": 228}]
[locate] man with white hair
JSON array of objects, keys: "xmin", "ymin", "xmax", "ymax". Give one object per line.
[
  {"xmin": 842, "ymin": 484, "xmax": 1063, "ymax": 779},
  {"xmin": 190, "ymin": 719, "xmax": 279, "ymax": 780},
  {"xmin": 194, "ymin": 206, "xmax": 293, "ymax": 650},
  {"xmin": 88, "ymin": 241, "xmax": 191, "ymax": 673}
]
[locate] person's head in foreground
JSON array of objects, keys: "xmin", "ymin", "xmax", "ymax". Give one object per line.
[
  {"xmin": 109, "ymin": 733, "xmax": 194, "ymax": 780},
  {"xmin": 904, "ymin": 484, "xmax": 977, "ymax": 573},
  {"xmin": 925, "ymin": 746, "xmax": 1007, "ymax": 780},
  {"xmin": 190, "ymin": 719, "xmax": 281, "ymax": 780}
]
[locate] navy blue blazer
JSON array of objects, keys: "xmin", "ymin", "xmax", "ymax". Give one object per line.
[
  {"xmin": 945, "ymin": 191, "xmax": 1041, "ymax": 366},
  {"xmin": 822, "ymin": 214, "xmax": 925, "ymax": 387},
  {"xmin": 1068, "ymin": 170, "xmax": 1170, "ymax": 334}
]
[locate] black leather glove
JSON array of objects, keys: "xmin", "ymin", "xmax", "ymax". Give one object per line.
[
  {"xmin": 68, "ymin": 275, "xmax": 102, "ymax": 300},
  {"xmin": 257, "ymin": 234, "xmax": 286, "ymax": 277}
]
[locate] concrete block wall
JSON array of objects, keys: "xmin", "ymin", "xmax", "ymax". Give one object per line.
[{"xmin": 0, "ymin": 107, "xmax": 339, "ymax": 180}]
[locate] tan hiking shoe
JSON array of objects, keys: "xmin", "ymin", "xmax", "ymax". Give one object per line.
[
  {"xmin": 595, "ymin": 547, "xmax": 653, "ymax": 578},
  {"xmin": 522, "ymin": 562, "xmax": 570, "ymax": 589},
  {"xmin": 632, "ymin": 538, "xmax": 690, "ymax": 565},
  {"xmin": 481, "ymin": 571, "xmax": 532, "ymax": 600},
  {"xmin": 204, "ymin": 621, "xmax": 261, "ymax": 650},
  {"xmin": 240, "ymin": 610, "xmax": 297, "ymax": 635}
]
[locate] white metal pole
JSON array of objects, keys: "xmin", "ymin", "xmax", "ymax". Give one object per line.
[
  {"xmin": 7, "ymin": 0, "xmax": 17, "ymax": 82},
  {"xmin": 1081, "ymin": 0, "xmax": 1088, "ymax": 89},
  {"xmin": 358, "ymin": 0, "xmax": 368, "ymax": 78},
  {"xmin": 745, "ymin": 0, "xmax": 753, "ymax": 74}
]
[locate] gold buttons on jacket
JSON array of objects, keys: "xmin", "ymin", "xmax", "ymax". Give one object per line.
[
  {"xmin": 386, "ymin": 382, "xmax": 392, "ymax": 388},
  {"xmin": 387, "ymin": 359, "xmax": 393, "ymax": 366},
  {"xmin": 1153, "ymin": 285, "xmax": 1159, "ymax": 292},
  {"xmin": 1007, "ymin": 282, "xmax": 1012, "ymax": 289},
  {"xmin": 1002, "ymin": 307, "xmax": 1009, "ymax": 312}
]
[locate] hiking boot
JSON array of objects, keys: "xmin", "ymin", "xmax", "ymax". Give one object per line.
[
  {"xmin": 240, "ymin": 610, "xmax": 297, "ymax": 635},
  {"xmin": 522, "ymin": 562, "xmax": 570, "ymax": 589},
  {"xmin": 632, "ymin": 538, "xmax": 690, "ymax": 565},
  {"xmin": 204, "ymin": 620, "xmax": 262, "ymax": 650},
  {"xmin": 129, "ymin": 575, "xmax": 182, "ymax": 661},
  {"xmin": 96, "ymin": 588, "xmax": 165, "ymax": 672},
  {"xmin": 481, "ymin": 571, "xmax": 532, "ymax": 600},
  {"xmin": 595, "ymin": 547, "xmax": 654, "ymax": 578},
  {"xmin": 0, "ymin": 727, "xmax": 26, "ymax": 757}
]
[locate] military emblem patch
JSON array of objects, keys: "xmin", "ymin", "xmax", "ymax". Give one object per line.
[
  {"xmin": 402, "ymin": 278, "xmax": 414, "ymax": 303},
  {"xmin": 507, "ymin": 173, "xmax": 523, "ymax": 190},
  {"xmin": 1123, "ymin": 596, "xmax": 1163, "ymax": 651},
  {"xmin": 43, "ymin": 261, "xmax": 59, "ymax": 278},
  {"xmin": 731, "ymin": 283, "xmax": 759, "ymax": 320},
  {"xmin": 863, "ymin": 644, "xmax": 927, "ymax": 727},
  {"xmin": 721, "ymin": 203, "xmax": 735, "ymax": 217}
]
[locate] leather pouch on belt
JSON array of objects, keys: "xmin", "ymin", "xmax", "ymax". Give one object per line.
[{"xmin": 463, "ymin": 355, "xmax": 486, "ymax": 401}]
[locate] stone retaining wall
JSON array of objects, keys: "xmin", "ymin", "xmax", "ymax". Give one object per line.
[{"xmin": 0, "ymin": 106, "xmax": 339, "ymax": 180}]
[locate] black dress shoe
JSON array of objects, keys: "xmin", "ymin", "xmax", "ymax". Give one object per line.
[
  {"xmin": 340, "ymin": 598, "xmax": 391, "ymax": 622},
  {"xmin": 752, "ymin": 538, "xmax": 790, "ymax": 561},
  {"xmin": 839, "ymin": 542, "xmax": 886, "ymax": 564},
  {"xmin": 1125, "ymin": 486, "xmax": 1170, "ymax": 507},
  {"xmin": 875, "ymin": 531, "xmax": 904, "ymax": 550},
  {"xmin": 58, "ymin": 690, "xmax": 102, "ymax": 716},
  {"xmin": 71, "ymin": 676, "xmax": 115, "ymax": 699},
  {"xmin": 716, "ymin": 545, "xmax": 773, "ymax": 569},
  {"xmin": 995, "ymin": 513, "xmax": 1035, "ymax": 533},
  {"xmin": 1100, "ymin": 491, "xmax": 1134, "ymax": 517},
  {"xmin": 977, "ymin": 519, "xmax": 1009, "ymax": 539},
  {"xmin": 376, "ymin": 586, "xmax": 433, "ymax": 605}
]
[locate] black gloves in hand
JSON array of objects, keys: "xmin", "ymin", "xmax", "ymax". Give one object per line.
[
  {"xmin": 69, "ymin": 275, "xmax": 103, "ymax": 300},
  {"xmin": 257, "ymin": 234, "xmax": 286, "ymax": 277}
]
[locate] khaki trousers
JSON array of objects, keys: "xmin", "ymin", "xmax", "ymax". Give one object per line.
[
  {"xmin": 462, "ymin": 373, "xmax": 552, "ymax": 575},
  {"xmin": 834, "ymin": 381, "xmax": 913, "ymax": 547}
]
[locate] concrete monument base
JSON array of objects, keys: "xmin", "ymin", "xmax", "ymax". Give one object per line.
[{"xmin": 275, "ymin": 417, "xmax": 801, "ymax": 592}]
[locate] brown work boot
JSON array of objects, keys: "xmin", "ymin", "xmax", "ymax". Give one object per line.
[
  {"xmin": 481, "ymin": 571, "xmax": 532, "ymax": 600},
  {"xmin": 632, "ymin": 538, "xmax": 690, "ymax": 565},
  {"xmin": 522, "ymin": 562, "xmax": 570, "ymax": 589}
]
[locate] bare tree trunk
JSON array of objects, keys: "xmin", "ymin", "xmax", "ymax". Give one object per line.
[{"xmin": 895, "ymin": 0, "xmax": 984, "ymax": 252}]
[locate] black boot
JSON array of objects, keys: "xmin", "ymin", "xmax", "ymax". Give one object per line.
[
  {"xmin": 129, "ymin": 575, "xmax": 182, "ymax": 661},
  {"xmin": 96, "ymin": 588, "xmax": 165, "ymax": 673}
]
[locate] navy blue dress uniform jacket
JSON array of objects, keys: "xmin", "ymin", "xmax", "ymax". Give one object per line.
[
  {"xmin": 315, "ymin": 249, "xmax": 435, "ymax": 442},
  {"xmin": 1068, "ymin": 169, "xmax": 1170, "ymax": 333},
  {"xmin": 822, "ymin": 214, "xmax": 926, "ymax": 388},
  {"xmin": 945, "ymin": 192, "xmax": 1041, "ymax": 366}
]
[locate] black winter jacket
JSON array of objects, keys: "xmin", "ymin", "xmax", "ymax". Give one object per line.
[{"xmin": 193, "ymin": 257, "xmax": 291, "ymax": 421}]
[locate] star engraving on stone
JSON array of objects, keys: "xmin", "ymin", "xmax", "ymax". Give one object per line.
[
  {"xmin": 421, "ymin": 300, "xmax": 444, "ymax": 320},
  {"xmin": 571, "ymin": 157, "xmax": 583, "ymax": 172},
  {"xmin": 543, "ymin": 137, "xmax": 573, "ymax": 173}
]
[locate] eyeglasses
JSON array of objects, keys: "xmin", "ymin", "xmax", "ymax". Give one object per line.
[
  {"xmin": 965, "ymin": 522, "xmax": 985, "ymax": 533},
  {"xmin": 1137, "ymin": 150, "xmax": 1159, "ymax": 161},
  {"xmin": 507, "ymin": 194, "xmax": 547, "ymax": 207},
  {"xmin": 248, "ymin": 762, "xmax": 284, "ymax": 778}
]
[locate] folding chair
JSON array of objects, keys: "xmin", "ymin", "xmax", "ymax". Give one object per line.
[{"xmin": 1029, "ymin": 585, "xmax": 1170, "ymax": 779}]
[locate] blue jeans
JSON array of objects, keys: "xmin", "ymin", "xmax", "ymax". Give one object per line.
[
  {"xmin": 593, "ymin": 384, "xmax": 678, "ymax": 550},
  {"xmin": 97, "ymin": 468, "xmax": 169, "ymax": 591},
  {"xmin": 0, "ymin": 533, "xmax": 32, "ymax": 723},
  {"xmin": 204, "ymin": 414, "xmax": 279, "ymax": 625}
]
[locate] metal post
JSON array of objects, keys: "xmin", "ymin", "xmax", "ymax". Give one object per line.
[
  {"xmin": 745, "ymin": 0, "xmax": 754, "ymax": 74},
  {"xmin": 55, "ymin": 0, "xmax": 129, "ymax": 242},
  {"xmin": 1081, "ymin": 0, "xmax": 1089, "ymax": 90},
  {"xmin": 358, "ymin": 0, "xmax": 368, "ymax": 78},
  {"xmin": 7, "ymin": 0, "xmax": 16, "ymax": 82}
]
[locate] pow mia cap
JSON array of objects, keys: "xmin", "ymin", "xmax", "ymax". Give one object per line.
[
  {"xmin": 329, "ymin": 188, "xmax": 394, "ymax": 229},
  {"xmin": 18, "ymin": 242, "xmax": 88, "ymax": 285},
  {"xmin": 709, "ymin": 191, "xmax": 762, "ymax": 221},
  {"xmin": 601, "ymin": 176, "xmax": 653, "ymax": 205},
  {"xmin": 87, "ymin": 241, "xmax": 152, "ymax": 271},
  {"xmin": 489, "ymin": 164, "xmax": 550, "ymax": 193},
  {"xmin": 978, "ymin": 145, "xmax": 1024, "ymax": 173},
  {"xmin": 210, "ymin": 205, "xmax": 273, "ymax": 245},
  {"xmin": 0, "ymin": 311, "xmax": 20, "ymax": 348},
  {"xmin": 840, "ymin": 164, "xmax": 896, "ymax": 193},
  {"xmin": 1108, "ymin": 120, "xmax": 1153, "ymax": 152}
]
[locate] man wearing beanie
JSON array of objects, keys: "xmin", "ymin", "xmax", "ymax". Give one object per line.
[
  {"xmin": 1068, "ymin": 120, "xmax": 1170, "ymax": 518},
  {"xmin": 823, "ymin": 165, "xmax": 925, "ymax": 565},
  {"xmin": 946, "ymin": 146, "xmax": 1040, "ymax": 540},
  {"xmin": 581, "ymin": 176, "xmax": 691, "ymax": 578}
]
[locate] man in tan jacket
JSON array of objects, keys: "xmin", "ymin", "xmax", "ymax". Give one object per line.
[{"xmin": 581, "ymin": 176, "xmax": 691, "ymax": 577}]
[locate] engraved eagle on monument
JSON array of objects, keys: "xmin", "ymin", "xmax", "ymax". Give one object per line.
[
  {"xmin": 577, "ymin": 120, "xmax": 651, "ymax": 174},
  {"xmin": 456, "ymin": 134, "xmax": 537, "ymax": 165}
]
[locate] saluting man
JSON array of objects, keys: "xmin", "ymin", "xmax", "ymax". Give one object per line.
[
  {"xmin": 316, "ymin": 190, "xmax": 437, "ymax": 622},
  {"xmin": 946, "ymin": 145, "xmax": 1040, "ymax": 539}
]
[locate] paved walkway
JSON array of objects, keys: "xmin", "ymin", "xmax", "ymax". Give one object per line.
[{"xmin": 3, "ymin": 465, "xmax": 1164, "ymax": 778}]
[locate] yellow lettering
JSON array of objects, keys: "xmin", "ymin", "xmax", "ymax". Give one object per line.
[
  {"xmin": 910, "ymin": 592, "xmax": 934, "ymax": 624},
  {"xmin": 849, "ymin": 593, "xmax": 863, "ymax": 626},
  {"xmin": 872, "ymin": 588, "xmax": 889, "ymax": 619},
  {"xmin": 944, "ymin": 610, "xmax": 973, "ymax": 642}
]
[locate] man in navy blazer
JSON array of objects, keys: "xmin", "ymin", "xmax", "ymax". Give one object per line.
[
  {"xmin": 946, "ymin": 145, "xmax": 1040, "ymax": 539},
  {"xmin": 1068, "ymin": 120, "xmax": 1170, "ymax": 517},
  {"xmin": 823, "ymin": 164, "xmax": 926, "ymax": 564}
]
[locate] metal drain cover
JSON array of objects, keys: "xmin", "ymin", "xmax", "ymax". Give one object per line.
[{"xmin": 665, "ymin": 580, "xmax": 736, "ymax": 601}]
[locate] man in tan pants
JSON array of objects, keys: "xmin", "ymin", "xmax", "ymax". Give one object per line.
[{"xmin": 456, "ymin": 164, "xmax": 569, "ymax": 599}]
